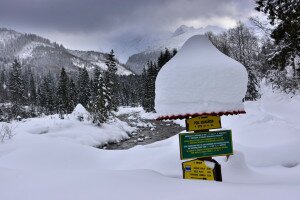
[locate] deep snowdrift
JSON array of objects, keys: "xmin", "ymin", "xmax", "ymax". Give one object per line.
[
  {"xmin": 155, "ymin": 35, "xmax": 248, "ymax": 119},
  {"xmin": 0, "ymin": 87, "xmax": 300, "ymax": 200}
]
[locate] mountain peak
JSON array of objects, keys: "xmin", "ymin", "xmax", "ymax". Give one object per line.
[{"xmin": 173, "ymin": 25, "xmax": 196, "ymax": 37}]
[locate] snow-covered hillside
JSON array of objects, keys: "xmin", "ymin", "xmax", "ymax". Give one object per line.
[
  {"xmin": 68, "ymin": 50, "xmax": 133, "ymax": 76},
  {"xmin": 0, "ymin": 86, "xmax": 299, "ymax": 200},
  {"xmin": 126, "ymin": 25, "xmax": 225, "ymax": 74},
  {"xmin": 0, "ymin": 28, "xmax": 21, "ymax": 46},
  {"xmin": 17, "ymin": 41, "xmax": 52, "ymax": 60},
  {"xmin": 0, "ymin": 28, "xmax": 133, "ymax": 76}
]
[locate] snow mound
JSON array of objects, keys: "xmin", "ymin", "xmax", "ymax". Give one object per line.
[
  {"xmin": 72, "ymin": 104, "xmax": 89, "ymax": 115},
  {"xmin": 71, "ymin": 104, "xmax": 90, "ymax": 121},
  {"xmin": 155, "ymin": 35, "xmax": 248, "ymax": 119}
]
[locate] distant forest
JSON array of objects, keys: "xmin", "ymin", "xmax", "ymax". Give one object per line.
[{"xmin": 0, "ymin": 0, "xmax": 299, "ymax": 124}]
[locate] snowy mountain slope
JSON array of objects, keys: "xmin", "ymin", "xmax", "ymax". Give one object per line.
[
  {"xmin": 0, "ymin": 28, "xmax": 133, "ymax": 76},
  {"xmin": 0, "ymin": 86, "xmax": 299, "ymax": 199},
  {"xmin": 126, "ymin": 25, "xmax": 225, "ymax": 74},
  {"xmin": 17, "ymin": 41, "xmax": 52, "ymax": 60},
  {"xmin": 68, "ymin": 50, "xmax": 133, "ymax": 76},
  {"xmin": 0, "ymin": 28, "xmax": 21, "ymax": 46}
]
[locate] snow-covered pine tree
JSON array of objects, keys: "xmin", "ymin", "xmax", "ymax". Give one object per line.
[
  {"xmin": 143, "ymin": 61, "xmax": 157, "ymax": 112},
  {"xmin": 256, "ymin": 0, "xmax": 300, "ymax": 75},
  {"xmin": 38, "ymin": 72, "xmax": 57, "ymax": 115},
  {"xmin": 77, "ymin": 67, "xmax": 91, "ymax": 108},
  {"xmin": 88, "ymin": 67, "xmax": 101, "ymax": 111},
  {"xmin": 157, "ymin": 51, "xmax": 164, "ymax": 70},
  {"xmin": 0, "ymin": 67, "xmax": 8, "ymax": 103},
  {"xmin": 28, "ymin": 72, "xmax": 37, "ymax": 117},
  {"xmin": 245, "ymin": 69, "xmax": 260, "ymax": 101},
  {"xmin": 94, "ymin": 70, "xmax": 109, "ymax": 125},
  {"xmin": 157, "ymin": 48, "xmax": 175, "ymax": 71},
  {"xmin": 57, "ymin": 67, "xmax": 70, "ymax": 118},
  {"xmin": 8, "ymin": 59, "xmax": 25, "ymax": 105},
  {"xmin": 68, "ymin": 78, "xmax": 77, "ymax": 112},
  {"xmin": 141, "ymin": 67, "xmax": 148, "ymax": 109},
  {"xmin": 8, "ymin": 59, "xmax": 25, "ymax": 118},
  {"xmin": 89, "ymin": 79, "xmax": 95, "ymax": 106},
  {"xmin": 29, "ymin": 73, "xmax": 37, "ymax": 106},
  {"xmin": 105, "ymin": 49, "xmax": 118, "ymax": 112}
]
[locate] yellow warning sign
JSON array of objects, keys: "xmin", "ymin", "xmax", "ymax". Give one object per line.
[
  {"xmin": 186, "ymin": 116, "xmax": 221, "ymax": 131},
  {"xmin": 182, "ymin": 159, "xmax": 215, "ymax": 180}
]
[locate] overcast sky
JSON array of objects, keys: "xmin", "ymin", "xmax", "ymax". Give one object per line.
[{"xmin": 0, "ymin": 0, "xmax": 258, "ymax": 56}]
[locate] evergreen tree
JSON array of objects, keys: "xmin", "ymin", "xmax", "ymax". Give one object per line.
[
  {"xmin": 172, "ymin": 48, "xmax": 178, "ymax": 57},
  {"xmin": 92, "ymin": 71, "xmax": 109, "ymax": 125},
  {"xmin": 8, "ymin": 59, "xmax": 25, "ymax": 105},
  {"xmin": 255, "ymin": 0, "xmax": 300, "ymax": 74},
  {"xmin": 164, "ymin": 48, "xmax": 172, "ymax": 64},
  {"xmin": 0, "ymin": 67, "xmax": 8, "ymax": 103},
  {"xmin": 88, "ymin": 67, "xmax": 100, "ymax": 110},
  {"xmin": 29, "ymin": 73, "xmax": 37, "ymax": 105},
  {"xmin": 77, "ymin": 67, "xmax": 90, "ymax": 108},
  {"xmin": 57, "ymin": 67, "xmax": 70, "ymax": 117},
  {"xmin": 141, "ymin": 68, "xmax": 148, "ymax": 109},
  {"xmin": 245, "ymin": 69, "xmax": 260, "ymax": 101},
  {"xmin": 68, "ymin": 78, "xmax": 77, "ymax": 111},
  {"xmin": 38, "ymin": 72, "xmax": 57, "ymax": 114},
  {"xmin": 28, "ymin": 73, "xmax": 37, "ymax": 117},
  {"xmin": 22, "ymin": 66, "xmax": 32, "ymax": 105},
  {"xmin": 105, "ymin": 49, "xmax": 118, "ymax": 112},
  {"xmin": 93, "ymin": 67, "xmax": 101, "ymax": 92},
  {"xmin": 143, "ymin": 61, "xmax": 157, "ymax": 112},
  {"xmin": 157, "ymin": 51, "xmax": 165, "ymax": 69},
  {"xmin": 8, "ymin": 59, "xmax": 25, "ymax": 118},
  {"xmin": 157, "ymin": 48, "xmax": 173, "ymax": 70}
]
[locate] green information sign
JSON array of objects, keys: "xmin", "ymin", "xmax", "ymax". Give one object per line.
[{"xmin": 179, "ymin": 130, "xmax": 233, "ymax": 160}]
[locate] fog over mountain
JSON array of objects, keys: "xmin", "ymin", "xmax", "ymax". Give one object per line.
[
  {"xmin": 126, "ymin": 25, "xmax": 225, "ymax": 74},
  {"xmin": 0, "ymin": 0, "xmax": 255, "ymax": 63}
]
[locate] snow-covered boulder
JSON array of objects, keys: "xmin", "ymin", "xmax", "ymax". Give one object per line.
[{"xmin": 155, "ymin": 35, "xmax": 248, "ymax": 119}]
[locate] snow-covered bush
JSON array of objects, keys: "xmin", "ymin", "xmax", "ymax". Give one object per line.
[{"xmin": 0, "ymin": 123, "xmax": 15, "ymax": 142}]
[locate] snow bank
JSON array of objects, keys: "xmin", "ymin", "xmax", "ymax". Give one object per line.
[
  {"xmin": 0, "ymin": 86, "xmax": 300, "ymax": 199},
  {"xmin": 221, "ymin": 86, "xmax": 300, "ymax": 167},
  {"xmin": 4, "ymin": 112, "xmax": 135, "ymax": 147},
  {"xmin": 115, "ymin": 106, "xmax": 158, "ymax": 120},
  {"xmin": 0, "ymin": 129, "xmax": 299, "ymax": 200},
  {"xmin": 155, "ymin": 35, "xmax": 248, "ymax": 119}
]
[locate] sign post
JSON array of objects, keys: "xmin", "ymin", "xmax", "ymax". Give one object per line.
[
  {"xmin": 186, "ymin": 115, "xmax": 221, "ymax": 132},
  {"xmin": 182, "ymin": 158, "xmax": 222, "ymax": 181},
  {"xmin": 180, "ymin": 115, "xmax": 233, "ymax": 182},
  {"xmin": 179, "ymin": 130, "xmax": 233, "ymax": 160}
]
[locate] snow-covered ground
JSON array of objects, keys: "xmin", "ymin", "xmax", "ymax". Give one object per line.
[{"xmin": 0, "ymin": 87, "xmax": 300, "ymax": 200}]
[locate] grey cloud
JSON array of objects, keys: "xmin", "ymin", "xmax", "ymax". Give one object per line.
[
  {"xmin": 0, "ymin": 0, "xmax": 256, "ymax": 59},
  {"xmin": 0, "ymin": 0, "xmax": 254, "ymax": 33}
]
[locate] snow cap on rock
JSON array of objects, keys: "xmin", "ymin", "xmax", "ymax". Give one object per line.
[{"xmin": 155, "ymin": 35, "xmax": 248, "ymax": 120}]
